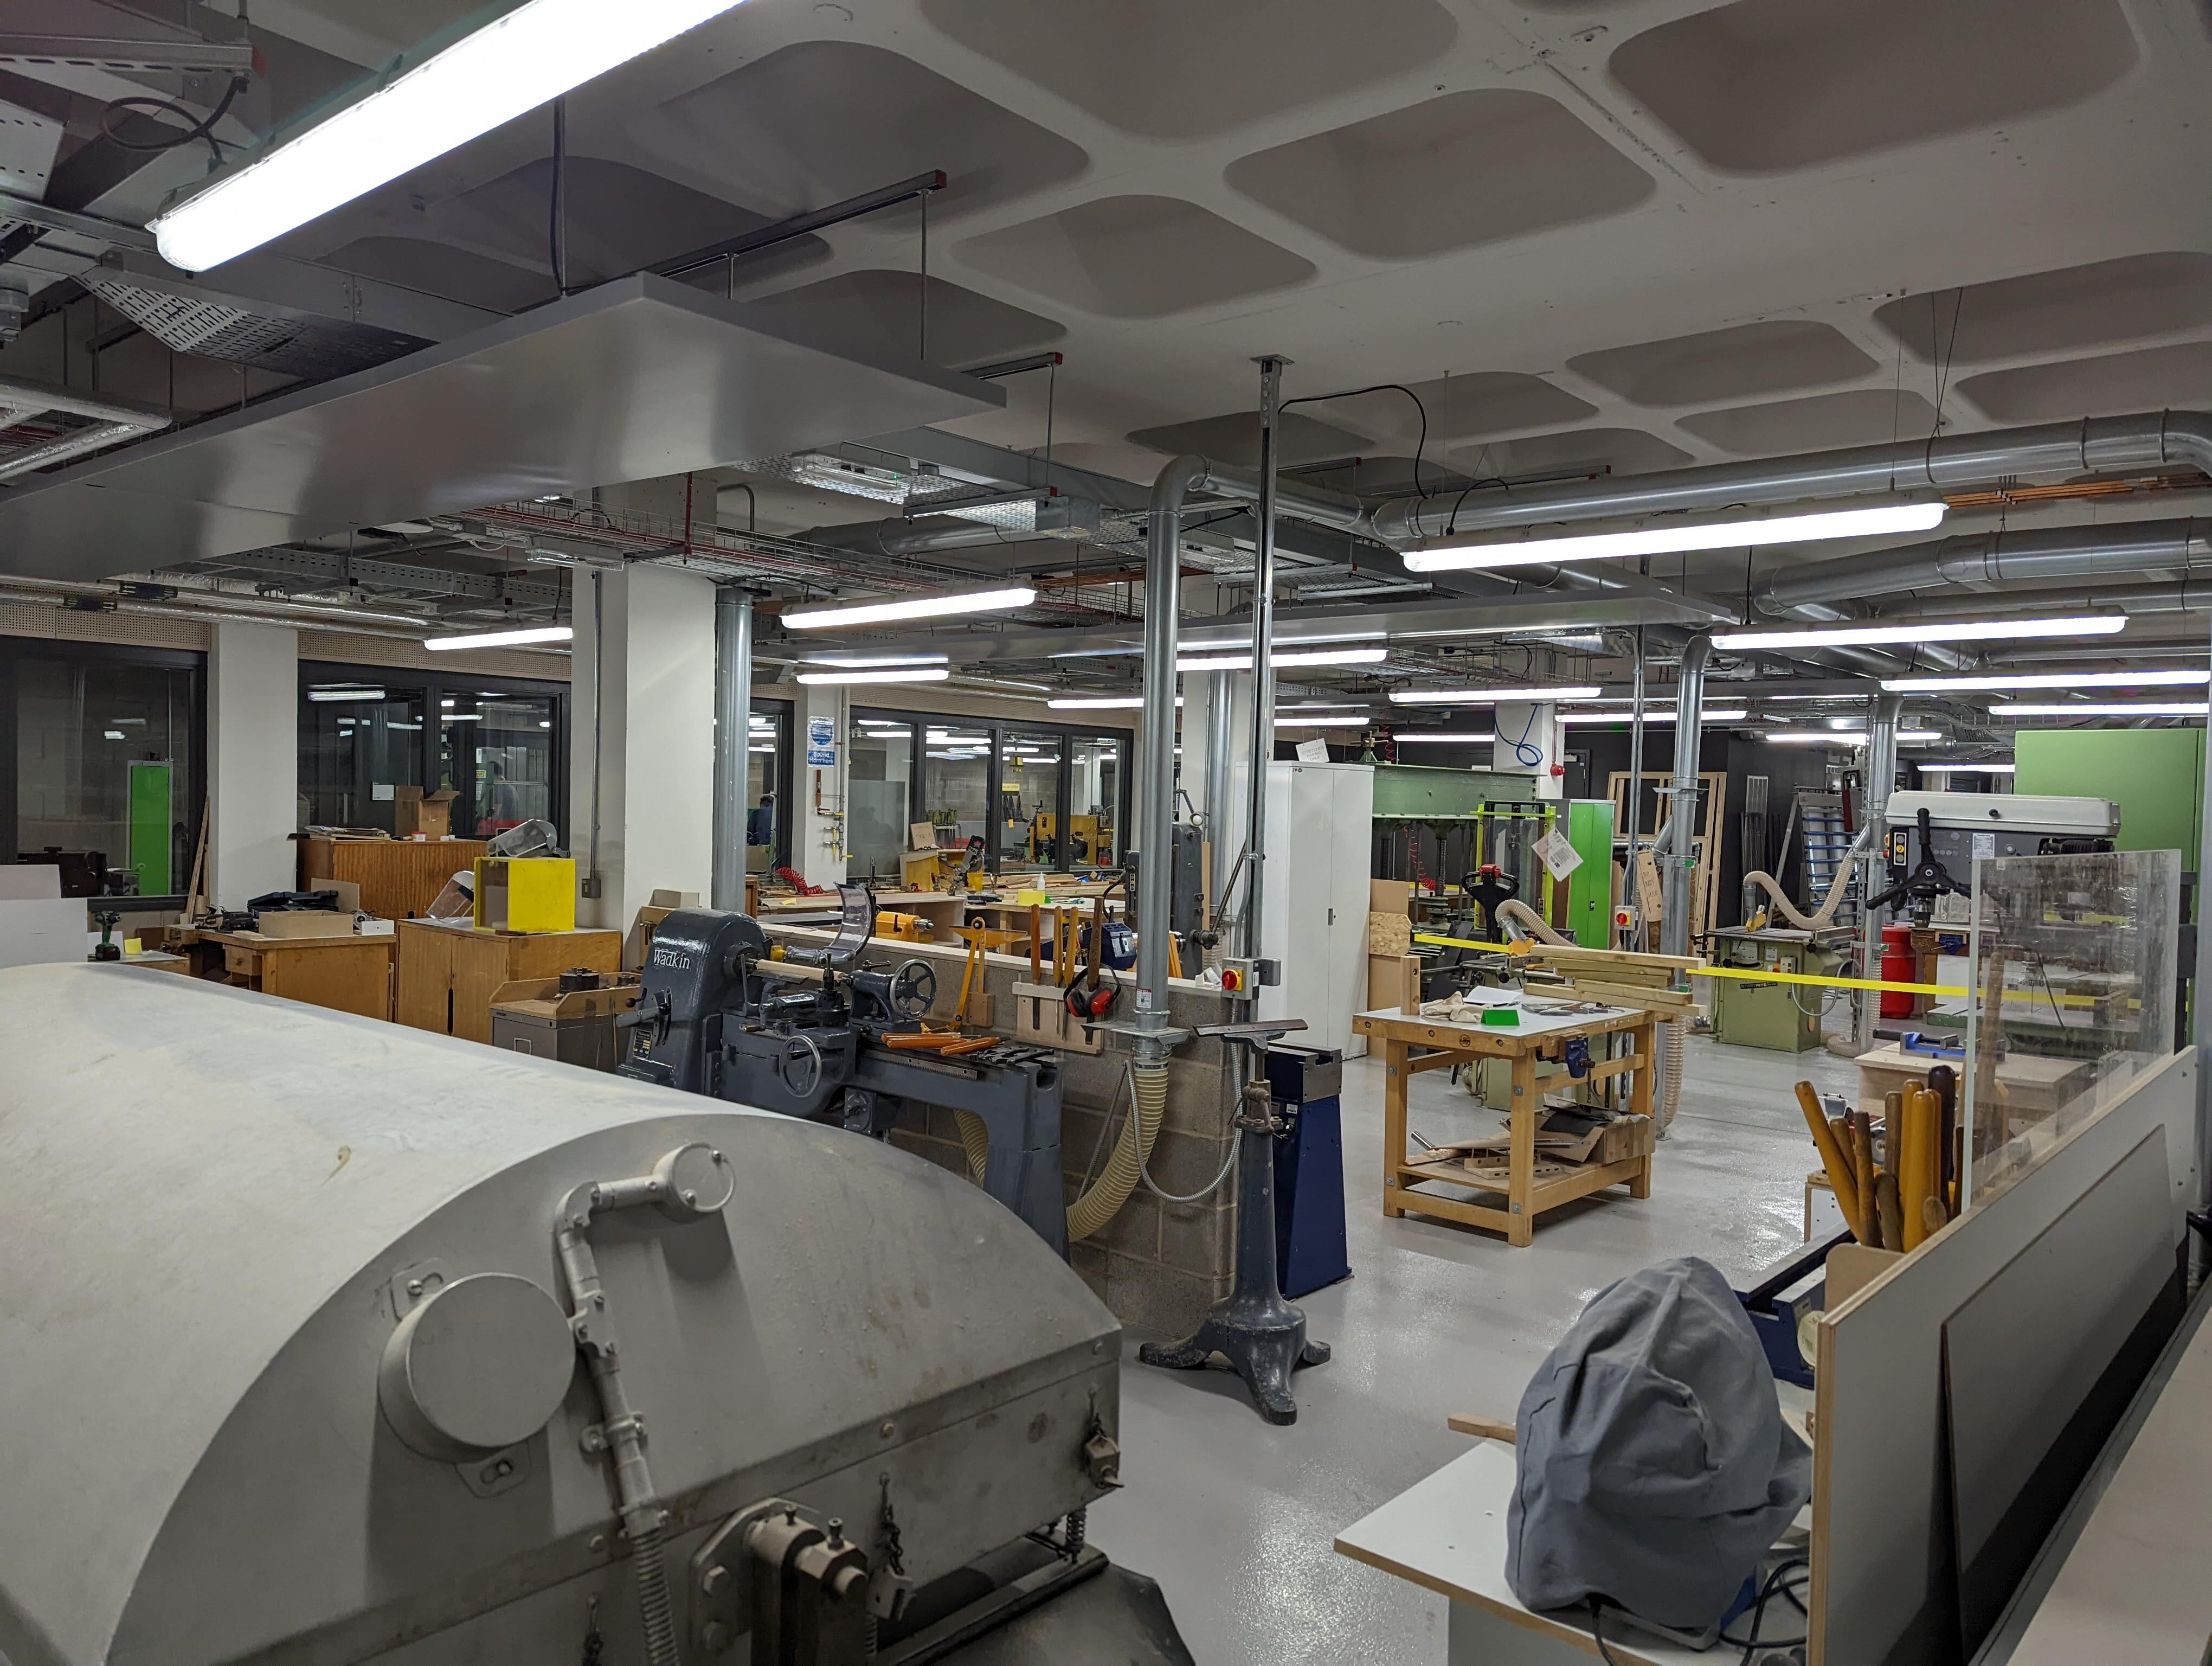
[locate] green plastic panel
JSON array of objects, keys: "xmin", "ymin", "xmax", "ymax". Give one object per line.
[
  {"xmin": 1372, "ymin": 762, "xmax": 1541, "ymax": 820},
  {"xmin": 127, "ymin": 760, "xmax": 171, "ymax": 896},
  {"xmin": 2014, "ymin": 728, "xmax": 2203, "ymax": 860}
]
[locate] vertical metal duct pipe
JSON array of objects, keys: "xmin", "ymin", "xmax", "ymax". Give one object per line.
[
  {"xmin": 1242, "ymin": 357, "xmax": 1286, "ymax": 964},
  {"xmin": 1204, "ymin": 670, "xmax": 1233, "ymax": 945},
  {"xmin": 1135, "ymin": 457, "xmax": 1208, "ymax": 1054},
  {"xmin": 1624, "ymin": 629, "xmax": 1647, "ymax": 946},
  {"xmin": 1857, "ymin": 691, "xmax": 1903, "ymax": 1054},
  {"xmin": 1659, "ymin": 633, "xmax": 1711, "ymax": 961},
  {"xmin": 711, "ymin": 587, "xmax": 754, "ymax": 910},
  {"xmin": 2194, "ymin": 608, "xmax": 2212, "ymax": 1225}
]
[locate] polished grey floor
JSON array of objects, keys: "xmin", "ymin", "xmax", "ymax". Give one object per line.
[{"xmin": 1088, "ymin": 1032, "xmax": 1861, "ymax": 1665}]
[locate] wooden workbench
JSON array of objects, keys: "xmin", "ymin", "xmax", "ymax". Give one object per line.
[
  {"xmin": 299, "ymin": 836, "xmax": 487, "ymax": 921},
  {"xmin": 197, "ymin": 928, "xmax": 396, "ymax": 1020},
  {"xmin": 1354, "ymin": 997, "xmax": 1656, "ymax": 1247},
  {"xmin": 396, "ymin": 920, "xmax": 621, "ymax": 1043}
]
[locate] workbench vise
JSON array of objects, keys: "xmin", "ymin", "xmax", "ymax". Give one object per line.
[{"xmin": 620, "ymin": 886, "xmax": 1072, "ymax": 1254}]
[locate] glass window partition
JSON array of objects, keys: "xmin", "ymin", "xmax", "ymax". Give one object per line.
[
  {"xmin": 1000, "ymin": 731, "xmax": 1064, "ymax": 874},
  {"xmin": 748, "ymin": 700, "xmax": 791, "ymax": 871},
  {"xmin": 847, "ymin": 712, "xmax": 917, "ymax": 882},
  {"xmin": 1961, "ymin": 848, "xmax": 2181, "ymax": 1210},
  {"xmin": 450, "ymin": 691, "xmax": 557, "ymax": 838},
  {"xmin": 923, "ymin": 720, "xmax": 993, "ymax": 858},
  {"xmin": 301, "ymin": 679, "xmax": 425, "ymax": 832},
  {"xmin": 1066, "ymin": 733, "xmax": 1124, "ymax": 870}
]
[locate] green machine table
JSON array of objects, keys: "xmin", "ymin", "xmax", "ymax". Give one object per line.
[{"xmin": 1706, "ymin": 926, "xmax": 1850, "ymax": 1053}]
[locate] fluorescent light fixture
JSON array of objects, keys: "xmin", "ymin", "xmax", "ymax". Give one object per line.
[
  {"xmin": 795, "ymin": 668, "xmax": 951, "ymax": 687},
  {"xmin": 1279, "ymin": 700, "xmax": 1372, "ymax": 711},
  {"xmin": 103, "ymin": 729, "xmax": 126, "ymax": 740},
  {"xmin": 1048, "ymin": 696, "xmax": 1184, "ymax": 710},
  {"xmin": 307, "ymin": 687, "xmax": 387, "ymax": 703},
  {"xmin": 440, "ymin": 699, "xmax": 455, "ymax": 708},
  {"xmin": 539, "ymin": 720, "xmax": 551, "ymax": 729},
  {"xmin": 1920, "ymin": 762, "xmax": 2016, "ymax": 773},
  {"xmin": 783, "ymin": 587, "xmax": 1036, "ymax": 630},
  {"xmin": 1388, "ymin": 685, "xmax": 1604, "ymax": 706},
  {"xmin": 147, "ymin": 0, "xmax": 752, "ymax": 271},
  {"xmin": 1272, "ymin": 715, "xmax": 1369, "ymax": 728},
  {"xmin": 387, "ymin": 721, "xmax": 422, "ymax": 731},
  {"xmin": 1390, "ymin": 732, "xmax": 1497, "ymax": 744},
  {"xmin": 1176, "ymin": 646, "xmax": 1388, "ymax": 672},
  {"xmin": 1882, "ymin": 668, "xmax": 2209, "ymax": 693},
  {"xmin": 440, "ymin": 712, "xmax": 483, "ymax": 723},
  {"xmin": 857, "ymin": 717, "xmax": 910, "ymax": 726},
  {"xmin": 1763, "ymin": 729, "xmax": 1944, "ymax": 745},
  {"xmin": 1404, "ymin": 497, "xmax": 1946, "ymax": 573},
  {"xmin": 748, "ymin": 746, "xmax": 775, "ymax": 754},
  {"xmin": 1989, "ymin": 702, "xmax": 2209, "ymax": 718},
  {"xmin": 1714, "ymin": 616, "xmax": 2126, "ymax": 650},
  {"xmin": 1558, "ymin": 708, "xmax": 1749, "ymax": 724},
  {"xmin": 425, "ymin": 625, "xmax": 575, "ymax": 651},
  {"xmin": 801, "ymin": 653, "xmax": 950, "ymax": 668}
]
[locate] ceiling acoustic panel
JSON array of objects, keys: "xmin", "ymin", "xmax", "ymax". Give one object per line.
[
  {"xmin": 1127, "ymin": 411, "xmax": 1372, "ymax": 470},
  {"xmin": 631, "ymin": 41, "xmax": 1086, "ymax": 227},
  {"xmin": 318, "ymin": 238, "xmax": 552, "ymax": 316},
  {"xmin": 917, "ymin": 0, "xmax": 1456, "ymax": 139},
  {"xmin": 1872, "ymin": 254, "xmax": 2212, "ymax": 366},
  {"xmin": 1610, "ymin": 0, "xmax": 2139, "ymax": 175},
  {"xmin": 0, "ymin": 276, "xmax": 1001, "ymax": 581},
  {"xmin": 742, "ymin": 271, "xmax": 1065, "ymax": 370},
  {"xmin": 1570, "ymin": 320, "xmax": 1877, "ymax": 407},
  {"xmin": 1225, "ymin": 90, "xmax": 1653, "ymax": 260},
  {"xmin": 1676, "ymin": 388, "xmax": 1940, "ymax": 454},
  {"xmin": 1955, "ymin": 342, "xmax": 2212, "ymax": 424},
  {"xmin": 956, "ymin": 196, "xmax": 1314, "ymax": 319},
  {"xmin": 1449, "ymin": 427, "xmax": 1693, "ymax": 482}
]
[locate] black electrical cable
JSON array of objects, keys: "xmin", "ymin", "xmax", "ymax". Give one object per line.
[
  {"xmin": 100, "ymin": 74, "xmax": 249, "ymax": 168},
  {"xmin": 1718, "ymin": 1556, "xmax": 1812, "ymax": 1662},
  {"xmin": 1280, "ymin": 382, "xmax": 1433, "ymax": 501}
]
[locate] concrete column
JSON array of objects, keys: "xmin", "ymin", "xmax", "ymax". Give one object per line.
[
  {"xmin": 793, "ymin": 682, "xmax": 848, "ymax": 887},
  {"xmin": 569, "ymin": 562, "xmax": 716, "ymax": 932},
  {"xmin": 710, "ymin": 588, "xmax": 754, "ymax": 910},
  {"xmin": 208, "ymin": 621, "xmax": 297, "ymax": 909}
]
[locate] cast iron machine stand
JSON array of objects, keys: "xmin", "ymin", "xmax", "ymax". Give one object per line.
[{"xmin": 1136, "ymin": 1017, "xmax": 1331, "ymax": 1424}]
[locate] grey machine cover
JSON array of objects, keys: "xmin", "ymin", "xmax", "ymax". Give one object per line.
[{"xmin": 1505, "ymin": 1256, "xmax": 1811, "ymax": 1628}]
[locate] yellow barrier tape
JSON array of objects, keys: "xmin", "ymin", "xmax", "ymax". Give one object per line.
[
  {"xmin": 1412, "ymin": 932, "xmax": 1527, "ymax": 954},
  {"xmin": 1688, "ymin": 964, "xmax": 1967, "ymax": 997}
]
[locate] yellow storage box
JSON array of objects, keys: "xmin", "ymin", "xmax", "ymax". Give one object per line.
[{"xmin": 473, "ymin": 856, "xmax": 577, "ymax": 933}]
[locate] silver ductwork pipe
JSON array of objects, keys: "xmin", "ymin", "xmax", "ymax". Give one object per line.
[
  {"xmin": 1242, "ymin": 358, "xmax": 1287, "ymax": 965},
  {"xmin": 1370, "ymin": 411, "xmax": 2212, "ymax": 543},
  {"xmin": 1760, "ymin": 517, "xmax": 2212, "ymax": 615},
  {"xmin": 711, "ymin": 587, "xmax": 754, "ymax": 910},
  {"xmin": 1136, "ymin": 457, "xmax": 1209, "ymax": 1050},
  {"xmin": 1658, "ymin": 633, "xmax": 1711, "ymax": 960},
  {"xmin": 1857, "ymin": 691, "xmax": 1904, "ymax": 1053},
  {"xmin": 796, "ymin": 514, "xmax": 1036, "ymax": 558}
]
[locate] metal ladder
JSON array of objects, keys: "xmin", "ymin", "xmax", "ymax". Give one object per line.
[{"xmin": 1792, "ymin": 791, "xmax": 1859, "ymax": 927}]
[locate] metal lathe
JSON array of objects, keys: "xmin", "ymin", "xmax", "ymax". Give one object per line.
[{"xmin": 0, "ymin": 963, "xmax": 1191, "ymax": 1665}]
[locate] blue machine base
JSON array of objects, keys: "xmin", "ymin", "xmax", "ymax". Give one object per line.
[{"xmin": 1273, "ymin": 1094, "xmax": 1352, "ymax": 1299}]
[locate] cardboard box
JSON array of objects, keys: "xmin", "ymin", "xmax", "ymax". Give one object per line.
[
  {"xmin": 394, "ymin": 786, "xmax": 459, "ymax": 839},
  {"xmin": 1369, "ymin": 877, "xmax": 1413, "ymax": 915}
]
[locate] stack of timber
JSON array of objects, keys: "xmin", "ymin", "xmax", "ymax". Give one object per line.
[{"xmin": 1522, "ymin": 943, "xmax": 1705, "ymax": 1018}]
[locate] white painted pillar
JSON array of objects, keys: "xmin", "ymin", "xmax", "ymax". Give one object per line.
[
  {"xmin": 794, "ymin": 682, "xmax": 848, "ymax": 887},
  {"xmin": 208, "ymin": 621, "xmax": 298, "ymax": 909},
  {"xmin": 569, "ymin": 562, "xmax": 716, "ymax": 931}
]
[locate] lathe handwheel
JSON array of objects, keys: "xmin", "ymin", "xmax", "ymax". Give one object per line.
[
  {"xmin": 888, "ymin": 958, "xmax": 937, "ymax": 1020},
  {"xmin": 776, "ymin": 1032, "xmax": 824, "ymax": 1101}
]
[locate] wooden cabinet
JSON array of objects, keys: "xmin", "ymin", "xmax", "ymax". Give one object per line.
[
  {"xmin": 200, "ymin": 930, "xmax": 395, "ymax": 1020},
  {"xmin": 396, "ymin": 921, "xmax": 622, "ymax": 1043},
  {"xmin": 299, "ymin": 838, "xmax": 488, "ymax": 922}
]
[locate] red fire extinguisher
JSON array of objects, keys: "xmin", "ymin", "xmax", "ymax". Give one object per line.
[{"xmin": 1879, "ymin": 922, "xmax": 1919, "ymax": 1020}]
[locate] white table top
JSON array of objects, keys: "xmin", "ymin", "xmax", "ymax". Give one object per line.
[
  {"xmin": 1336, "ymin": 1442, "xmax": 1810, "ymax": 1665},
  {"xmin": 1355, "ymin": 990, "xmax": 1640, "ymax": 1042}
]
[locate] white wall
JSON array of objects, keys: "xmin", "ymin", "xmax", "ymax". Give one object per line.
[
  {"xmin": 569, "ymin": 563, "xmax": 716, "ymax": 930},
  {"xmin": 793, "ymin": 681, "xmax": 847, "ymax": 887},
  {"xmin": 209, "ymin": 621, "xmax": 298, "ymax": 908}
]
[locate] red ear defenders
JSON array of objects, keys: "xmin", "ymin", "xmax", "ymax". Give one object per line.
[{"xmin": 1064, "ymin": 970, "xmax": 1119, "ymax": 1021}]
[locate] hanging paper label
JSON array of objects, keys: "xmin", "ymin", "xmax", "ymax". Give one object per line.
[{"xmin": 1535, "ymin": 826, "xmax": 1583, "ymax": 880}]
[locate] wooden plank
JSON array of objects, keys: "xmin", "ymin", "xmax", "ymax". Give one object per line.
[
  {"xmin": 1564, "ymin": 980, "xmax": 1704, "ymax": 1015},
  {"xmin": 1808, "ymin": 1047, "xmax": 2196, "ymax": 1666},
  {"xmin": 1446, "ymin": 1413, "xmax": 1517, "ymax": 1443}
]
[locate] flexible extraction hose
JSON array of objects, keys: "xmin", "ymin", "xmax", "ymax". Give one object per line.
[
  {"xmin": 1740, "ymin": 828, "xmax": 1870, "ymax": 930},
  {"xmin": 1657, "ymin": 1015, "xmax": 1684, "ymax": 1133},
  {"xmin": 1497, "ymin": 898, "xmax": 1569, "ymax": 946},
  {"xmin": 959, "ymin": 1061, "xmax": 1167, "ymax": 1241}
]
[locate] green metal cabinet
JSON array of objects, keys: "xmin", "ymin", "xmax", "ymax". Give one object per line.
[{"xmin": 1564, "ymin": 799, "xmax": 1614, "ymax": 947}]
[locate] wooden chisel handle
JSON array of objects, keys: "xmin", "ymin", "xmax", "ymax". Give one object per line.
[{"xmin": 1797, "ymin": 1081, "xmax": 1867, "ymax": 1241}]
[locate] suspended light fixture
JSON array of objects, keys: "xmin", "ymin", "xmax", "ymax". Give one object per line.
[
  {"xmin": 1387, "ymin": 685, "xmax": 1603, "ymax": 706},
  {"xmin": 1557, "ymin": 708, "xmax": 1749, "ymax": 724},
  {"xmin": 1387, "ymin": 732, "xmax": 1497, "ymax": 744},
  {"xmin": 1403, "ymin": 496, "xmax": 1946, "ymax": 573},
  {"xmin": 783, "ymin": 587, "xmax": 1036, "ymax": 630},
  {"xmin": 150, "ymin": 0, "xmax": 753, "ymax": 271},
  {"xmin": 1047, "ymin": 695, "xmax": 1184, "ymax": 711},
  {"xmin": 1881, "ymin": 668, "xmax": 2208, "ymax": 693},
  {"xmin": 1989, "ymin": 702, "xmax": 2208, "ymax": 718},
  {"xmin": 1176, "ymin": 646, "xmax": 1388, "ymax": 672},
  {"xmin": 800, "ymin": 653, "xmax": 951, "ymax": 669},
  {"xmin": 425, "ymin": 625, "xmax": 574, "ymax": 651},
  {"xmin": 794, "ymin": 668, "xmax": 951, "ymax": 687},
  {"xmin": 1716, "ymin": 616, "xmax": 2126, "ymax": 650}
]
